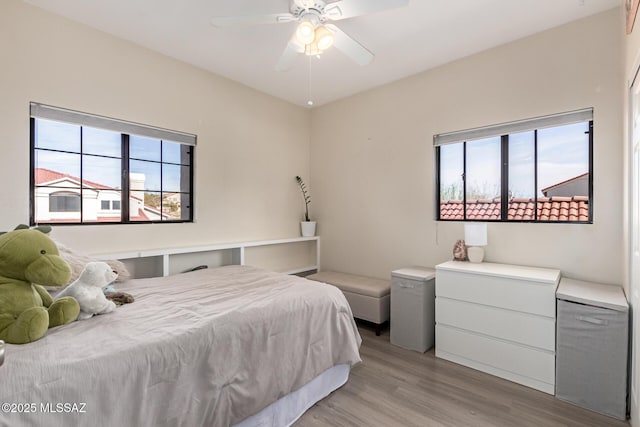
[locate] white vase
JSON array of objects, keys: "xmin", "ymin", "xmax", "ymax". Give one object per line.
[
  {"xmin": 300, "ymin": 221, "xmax": 317, "ymax": 237},
  {"xmin": 467, "ymin": 246, "xmax": 485, "ymax": 263}
]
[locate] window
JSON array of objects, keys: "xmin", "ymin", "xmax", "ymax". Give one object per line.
[
  {"xmin": 50, "ymin": 192, "xmax": 80, "ymax": 212},
  {"xmin": 99, "ymin": 200, "xmax": 121, "ymax": 211},
  {"xmin": 30, "ymin": 103, "xmax": 196, "ymax": 225},
  {"xmin": 435, "ymin": 109, "xmax": 593, "ymax": 223}
]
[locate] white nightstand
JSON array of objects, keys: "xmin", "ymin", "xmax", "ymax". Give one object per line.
[{"xmin": 390, "ymin": 267, "xmax": 436, "ymax": 352}]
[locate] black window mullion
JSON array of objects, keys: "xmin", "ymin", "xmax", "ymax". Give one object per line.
[
  {"xmin": 435, "ymin": 146, "xmax": 441, "ymax": 220},
  {"xmin": 121, "ymin": 134, "xmax": 130, "ymax": 223},
  {"xmin": 588, "ymin": 120, "xmax": 594, "ymax": 223},
  {"xmin": 534, "ymin": 129, "xmax": 538, "ymax": 221},
  {"xmin": 187, "ymin": 146, "xmax": 194, "ymax": 222},
  {"xmin": 29, "ymin": 118, "xmax": 36, "ymax": 225},
  {"xmin": 160, "ymin": 140, "xmax": 164, "ymax": 221},
  {"xmin": 462, "ymin": 141, "xmax": 467, "ymax": 220},
  {"xmin": 79, "ymin": 126, "xmax": 84, "ymax": 223},
  {"xmin": 501, "ymin": 135, "xmax": 509, "ymax": 221}
]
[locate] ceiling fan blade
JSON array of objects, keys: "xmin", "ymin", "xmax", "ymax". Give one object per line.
[
  {"xmin": 276, "ymin": 39, "xmax": 304, "ymax": 71},
  {"xmin": 325, "ymin": 24, "xmax": 374, "ymax": 66},
  {"xmin": 211, "ymin": 13, "xmax": 295, "ymax": 27},
  {"xmin": 324, "ymin": 0, "xmax": 409, "ymax": 21}
]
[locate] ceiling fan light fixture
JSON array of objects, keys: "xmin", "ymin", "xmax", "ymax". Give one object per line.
[
  {"xmin": 314, "ymin": 25, "xmax": 334, "ymax": 51},
  {"xmin": 304, "ymin": 41, "xmax": 322, "ymax": 56},
  {"xmin": 295, "ymin": 20, "xmax": 316, "ymax": 45},
  {"xmin": 213, "ymin": 0, "xmax": 410, "ymax": 72}
]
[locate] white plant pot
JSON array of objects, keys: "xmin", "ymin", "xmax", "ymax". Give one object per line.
[{"xmin": 300, "ymin": 221, "xmax": 317, "ymax": 237}]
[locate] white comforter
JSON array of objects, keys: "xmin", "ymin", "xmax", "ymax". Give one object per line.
[{"xmin": 0, "ymin": 265, "xmax": 362, "ymax": 427}]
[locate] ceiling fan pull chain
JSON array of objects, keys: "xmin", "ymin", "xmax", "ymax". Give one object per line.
[{"xmin": 307, "ymin": 56, "xmax": 313, "ymax": 107}]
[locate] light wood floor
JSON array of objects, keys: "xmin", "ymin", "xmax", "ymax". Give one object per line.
[{"xmin": 296, "ymin": 323, "xmax": 630, "ymax": 427}]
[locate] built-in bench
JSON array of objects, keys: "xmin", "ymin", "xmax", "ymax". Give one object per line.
[{"xmin": 307, "ymin": 271, "xmax": 390, "ymax": 336}]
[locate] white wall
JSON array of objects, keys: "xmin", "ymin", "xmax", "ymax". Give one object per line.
[
  {"xmin": 311, "ymin": 9, "xmax": 624, "ymax": 285},
  {"xmin": 0, "ymin": 0, "xmax": 311, "ymax": 254}
]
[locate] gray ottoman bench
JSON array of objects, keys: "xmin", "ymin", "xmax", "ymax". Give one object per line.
[{"xmin": 307, "ymin": 271, "xmax": 390, "ymax": 336}]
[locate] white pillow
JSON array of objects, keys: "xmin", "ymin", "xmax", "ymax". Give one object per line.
[{"xmin": 53, "ymin": 240, "xmax": 131, "ymax": 286}]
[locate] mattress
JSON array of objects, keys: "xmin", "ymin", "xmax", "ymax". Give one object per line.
[{"xmin": 0, "ymin": 265, "xmax": 362, "ymax": 427}]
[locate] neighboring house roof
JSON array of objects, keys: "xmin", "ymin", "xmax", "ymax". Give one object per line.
[
  {"xmin": 35, "ymin": 168, "xmax": 113, "ymax": 190},
  {"xmin": 440, "ymin": 196, "xmax": 589, "ymax": 221},
  {"xmin": 130, "ymin": 198, "xmax": 162, "ymax": 220},
  {"xmin": 540, "ymin": 172, "xmax": 589, "ymax": 196}
]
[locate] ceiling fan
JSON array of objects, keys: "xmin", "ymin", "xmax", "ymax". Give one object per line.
[{"xmin": 211, "ymin": 0, "xmax": 410, "ymax": 71}]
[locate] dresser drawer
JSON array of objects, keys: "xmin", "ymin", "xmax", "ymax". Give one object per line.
[
  {"xmin": 436, "ymin": 324, "xmax": 555, "ymax": 393},
  {"xmin": 436, "ymin": 269, "xmax": 557, "ymax": 317},
  {"xmin": 436, "ymin": 297, "xmax": 555, "ymax": 351}
]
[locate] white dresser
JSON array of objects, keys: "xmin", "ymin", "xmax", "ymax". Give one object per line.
[{"xmin": 435, "ymin": 261, "xmax": 560, "ymax": 394}]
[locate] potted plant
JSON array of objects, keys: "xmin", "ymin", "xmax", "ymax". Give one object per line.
[{"xmin": 295, "ymin": 176, "xmax": 316, "ymax": 237}]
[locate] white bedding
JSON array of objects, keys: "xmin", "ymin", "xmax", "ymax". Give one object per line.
[
  {"xmin": 235, "ymin": 364, "xmax": 350, "ymax": 427},
  {"xmin": 0, "ymin": 265, "xmax": 362, "ymax": 427}
]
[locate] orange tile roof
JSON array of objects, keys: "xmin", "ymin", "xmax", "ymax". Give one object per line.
[{"xmin": 440, "ymin": 196, "xmax": 589, "ymax": 221}]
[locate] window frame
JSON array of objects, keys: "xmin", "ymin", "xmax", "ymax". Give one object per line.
[
  {"xmin": 435, "ymin": 110, "xmax": 593, "ymax": 224},
  {"xmin": 29, "ymin": 103, "xmax": 196, "ymax": 226}
]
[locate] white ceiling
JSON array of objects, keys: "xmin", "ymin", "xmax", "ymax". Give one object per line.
[{"xmin": 23, "ymin": 0, "xmax": 621, "ymax": 107}]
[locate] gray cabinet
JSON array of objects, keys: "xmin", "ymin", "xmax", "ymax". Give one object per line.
[
  {"xmin": 390, "ymin": 267, "xmax": 436, "ymax": 352},
  {"xmin": 556, "ymin": 278, "xmax": 629, "ymax": 420}
]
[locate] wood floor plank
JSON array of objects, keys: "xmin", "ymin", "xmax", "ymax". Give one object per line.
[{"xmin": 296, "ymin": 323, "xmax": 629, "ymax": 427}]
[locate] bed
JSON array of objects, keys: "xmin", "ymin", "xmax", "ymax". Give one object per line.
[{"xmin": 0, "ymin": 265, "xmax": 362, "ymax": 427}]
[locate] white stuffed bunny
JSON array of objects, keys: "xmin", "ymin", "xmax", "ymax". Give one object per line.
[{"xmin": 55, "ymin": 261, "xmax": 118, "ymax": 320}]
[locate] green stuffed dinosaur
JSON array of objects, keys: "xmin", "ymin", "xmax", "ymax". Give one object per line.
[{"xmin": 0, "ymin": 225, "xmax": 80, "ymax": 344}]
